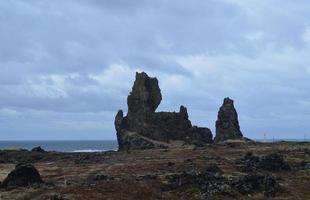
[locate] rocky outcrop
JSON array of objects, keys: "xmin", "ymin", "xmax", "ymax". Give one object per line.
[
  {"xmin": 1, "ymin": 164, "xmax": 43, "ymax": 188},
  {"xmin": 163, "ymin": 167, "xmax": 280, "ymax": 198},
  {"xmin": 259, "ymin": 153, "xmax": 291, "ymax": 171},
  {"xmin": 234, "ymin": 172, "xmax": 280, "ymax": 197},
  {"xmin": 238, "ymin": 152, "xmax": 291, "ymax": 172},
  {"xmin": 115, "ymin": 72, "xmax": 213, "ymax": 150},
  {"xmin": 214, "ymin": 97, "xmax": 244, "ymax": 143},
  {"xmin": 31, "ymin": 146, "xmax": 46, "ymax": 153}
]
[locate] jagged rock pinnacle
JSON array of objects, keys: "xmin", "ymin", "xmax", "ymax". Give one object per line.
[
  {"xmin": 115, "ymin": 72, "xmax": 213, "ymax": 150},
  {"xmin": 214, "ymin": 97, "xmax": 243, "ymax": 143},
  {"xmin": 127, "ymin": 72, "xmax": 162, "ymax": 115}
]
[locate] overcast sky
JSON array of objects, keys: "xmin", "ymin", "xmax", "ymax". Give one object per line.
[{"xmin": 1, "ymin": 0, "xmax": 310, "ymax": 140}]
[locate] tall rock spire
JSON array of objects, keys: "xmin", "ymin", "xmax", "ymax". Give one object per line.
[
  {"xmin": 214, "ymin": 97, "xmax": 243, "ymax": 143},
  {"xmin": 127, "ymin": 72, "xmax": 162, "ymax": 115}
]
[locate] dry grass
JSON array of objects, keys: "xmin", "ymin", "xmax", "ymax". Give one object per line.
[{"xmin": 0, "ymin": 142, "xmax": 309, "ymax": 200}]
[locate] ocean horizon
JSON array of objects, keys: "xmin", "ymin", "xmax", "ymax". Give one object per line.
[
  {"xmin": 0, "ymin": 139, "xmax": 309, "ymax": 152},
  {"xmin": 0, "ymin": 140, "xmax": 118, "ymax": 152}
]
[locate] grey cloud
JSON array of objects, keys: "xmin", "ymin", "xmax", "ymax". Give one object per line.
[{"xmin": 0, "ymin": 0, "xmax": 310, "ymax": 139}]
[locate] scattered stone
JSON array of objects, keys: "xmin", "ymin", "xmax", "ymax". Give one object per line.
[
  {"xmin": 214, "ymin": 97, "xmax": 244, "ymax": 143},
  {"xmin": 31, "ymin": 146, "xmax": 46, "ymax": 153},
  {"xmin": 239, "ymin": 152, "xmax": 291, "ymax": 172},
  {"xmin": 140, "ymin": 174, "xmax": 157, "ymax": 180},
  {"xmin": 299, "ymin": 161, "xmax": 310, "ymax": 170},
  {"xmin": 239, "ymin": 152, "xmax": 260, "ymax": 172},
  {"xmin": 50, "ymin": 195, "xmax": 66, "ymax": 200},
  {"xmin": 164, "ymin": 168, "xmax": 280, "ymax": 198},
  {"xmin": 204, "ymin": 164, "xmax": 223, "ymax": 175},
  {"xmin": 84, "ymin": 174, "xmax": 115, "ymax": 187},
  {"xmin": 74, "ymin": 154, "xmax": 91, "ymax": 164},
  {"xmin": 304, "ymin": 148, "xmax": 310, "ymax": 155},
  {"xmin": 0, "ymin": 149, "xmax": 46, "ymax": 164},
  {"xmin": 259, "ymin": 153, "xmax": 291, "ymax": 171},
  {"xmin": 163, "ymin": 169, "xmax": 235, "ymax": 198},
  {"xmin": 115, "ymin": 72, "xmax": 213, "ymax": 150},
  {"xmin": 92, "ymin": 174, "xmax": 114, "ymax": 182},
  {"xmin": 234, "ymin": 172, "xmax": 280, "ymax": 197},
  {"xmin": 1, "ymin": 164, "xmax": 43, "ymax": 188}
]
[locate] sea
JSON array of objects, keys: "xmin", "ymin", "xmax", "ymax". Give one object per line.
[
  {"xmin": 0, "ymin": 140, "xmax": 118, "ymax": 152},
  {"xmin": 0, "ymin": 139, "xmax": 308, "ymax": 153}
]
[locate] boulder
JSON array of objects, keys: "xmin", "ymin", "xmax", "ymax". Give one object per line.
[
  {"xmin": 1, "ymin": 163, "xmax": 43, "ymax": 188},
  {"xmin": 214, "ymin": 97, "xmax": 244, "ymax": 143},
  {"xmin": 115, "ymin": 72, "xmax": 213, "ymax": 150},
  {"xmin": 31, "ymin": 146, "xmax": 46, "ymax": 153}
]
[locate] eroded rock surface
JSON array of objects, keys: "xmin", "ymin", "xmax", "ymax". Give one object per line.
[
  {"xmin": 214, "ymin": 97, "xmax": 244, "ymax": 143},
  {"xmin": 115, "ymin": 72, "xmax": 213, "ymax": 150}
]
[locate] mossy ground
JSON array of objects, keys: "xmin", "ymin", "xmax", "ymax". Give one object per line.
[{"xmin": 0, "ymin": 142, "xmax": 309, "ymax": 200}]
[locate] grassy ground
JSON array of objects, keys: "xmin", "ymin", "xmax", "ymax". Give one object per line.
[{"xmin": 0, "ymin": 142, "xmax": 309, "ymax": 200}]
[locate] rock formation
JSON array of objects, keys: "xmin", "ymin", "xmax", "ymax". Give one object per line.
[
  {"xmin": 239, "ymin": 152, "xmax": 291, "ymax": 172},
  {"xmin": 164, "ymin": 167, "xmax": 280, "ymax": 198},
  {"xmin": 115, "ymin": 72, "xmax": 213, "ymax": 150},
  {"xmin": 1, "ymin": 164, "xmax": 43, "ymax": 188},
  {"xmin": 31, "ymin": 146, "xmax": 46, "ymax": 153},
  {"xmin": 214, "ymin": 97, "xmax": 243, "ymax": 143}
]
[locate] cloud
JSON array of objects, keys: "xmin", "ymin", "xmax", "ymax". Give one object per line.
[
  {"xmin": 303, "ymin": 26, "xmax": 310, "ymax": 43},
  {"xmin": 0, "ymin": 108, "xmax": 20, "ymax": 118},
  {"xmin": 244, "ymin": 31, "xmax": 264, "ymax": 41},
  {"xmin": 0, "ymin": 0, "xmax": 310, "ymax": 139},
  {"xmin": 0, "ymin": 64, "xmax": 138, "ymax": 113},
  {"xmin": 173, "ymin": 45, "xmax": 310, "ymax": 138}
]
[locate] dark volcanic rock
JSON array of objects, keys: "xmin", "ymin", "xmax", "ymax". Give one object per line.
[
  {"xmin": 259, "ymin": 153, "xmax": 291, "ymax": 171},
  {"xmin": 163, "ymin": 168, "xmax": 235, "ymax": 197},
  {"xmin": 0, "ymin": 149, "xmax": 47, "ymax": 164},
  {"xmin": 50, "ymin": 195, "xmax": 66, "ymax": 200},
  {"xmin": 214, "ymin": 97, "xmax": 244, "ymax": 143},
  {"xmin": 127, "ymin": 71, "xmax": 162, "ymax": 115},
  {"xmin": 239, "ymin": 152, "xmax": 260, "ymax": 172},
  {"xmin": 299, "ymin": 161, "xmax": 310, "ymax": 170},
  {"xmin": 31, "ymin": 146, "xmax": 46, "ymax": 153},
  {"xmin": 239, "ymin": 152, "xmax": 291, "ymax": 172},
  {"xmin": 163, "ymin": 167, "xmax": 280, "ymax": 198},
  {"xmin": 115, "ymin": 72, "xmax": 213, "ymax": 150},
  {"xmin": 204, "ymin": 164, "xmax": 223, "ymax": 175},
  {"xmin": 234, "ymin": 172, "xmax": 280, "ymax": 197},
  {"xmin": 1, "ymin": 164, "xmax": 43, "ymax": 188}
]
